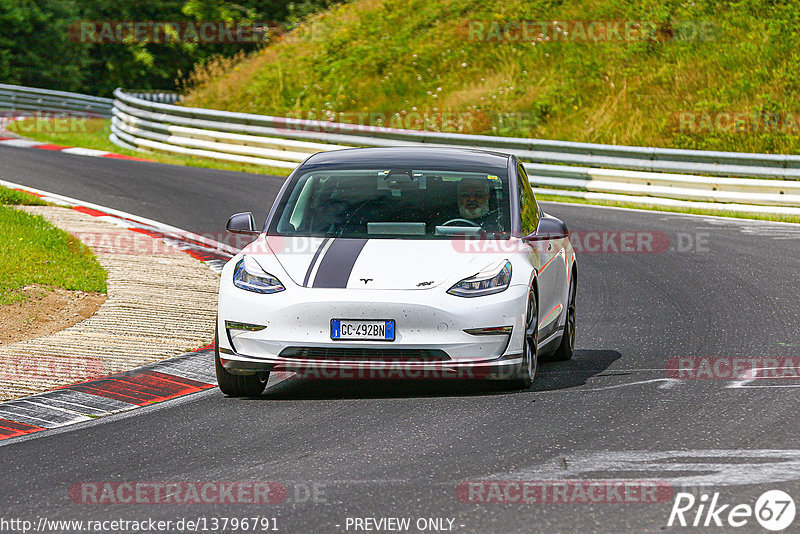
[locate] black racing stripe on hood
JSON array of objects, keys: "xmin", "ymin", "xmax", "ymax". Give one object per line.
[
  {"xmin": 312, "ymin": 238, "xmax": 368, "ymax": 288},
  {"xmin": 302, "ymin": 237, "xmax": 330, "ymax": 287}
]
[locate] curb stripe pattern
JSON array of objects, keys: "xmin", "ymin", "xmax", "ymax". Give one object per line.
[
  {"xmin": 69, "ymin": 371, "xmax": 211, "ymax": 406},
  {"xmin": 0, "ymin": 419, "xmax": 43, "ymax": 439},
  {"xmin": 0, "ymin": 136, "xmax": 154, "ymax": 162},
  {"xmin": 0, "ymin": 348, "xmax": 217, "ymax": 441}
]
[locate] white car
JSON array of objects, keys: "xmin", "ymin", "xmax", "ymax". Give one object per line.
[{"xmin": 215, "ymin": 147, "xmax": 577, "ymax": 396}]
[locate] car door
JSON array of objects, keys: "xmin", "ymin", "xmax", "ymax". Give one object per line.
[{"xmin": 518, "ymin": 164, "xmax": 564, "ymax": 340}]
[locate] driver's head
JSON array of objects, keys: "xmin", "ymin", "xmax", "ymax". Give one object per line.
[{"xmin": 457, "ymin": 178, "xmax": 490, "ymax": 219}]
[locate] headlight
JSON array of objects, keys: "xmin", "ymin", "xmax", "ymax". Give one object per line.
[
  {"xmin": 447, "ymin": 260, "xmax": 512, "ymax": 297},
  {"xmin": 233, "ymin": 256, "xmax": 285, "ymax": 294}
]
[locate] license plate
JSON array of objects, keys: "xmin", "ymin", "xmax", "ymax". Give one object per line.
[{"xmin": 331, "ymin": 319, "xmax": 395, "ymax": 341}]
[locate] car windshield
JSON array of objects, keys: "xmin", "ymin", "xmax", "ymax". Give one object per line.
[{"xmin": 269, "ymin": 168, "xmax": 511, "ymax": 239}]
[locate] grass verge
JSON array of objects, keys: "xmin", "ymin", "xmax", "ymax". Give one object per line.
[
  {"xmin": 5, "ymin": 118, "xmax": 293, "ymax": 177},
  {"xmin": 0, "ymin": 186, "xmax": 107, "ymax": 305},
  {"xmin": 0, "ymin": 186, "xmax": 49, "ymax": 206},
  {"xmin": 183, "ymin": 0, "xmax": 800, "ymax": 156},
  {"xmin": 536, "ymin": 193, "xmax": 800, "ymax": 224}
]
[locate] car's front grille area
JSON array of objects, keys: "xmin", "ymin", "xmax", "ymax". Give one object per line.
[{"xmin": 279, "ymin": 347, "xmax": 450, "ymax": 361}]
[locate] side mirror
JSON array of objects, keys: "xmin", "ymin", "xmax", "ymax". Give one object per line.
[
  {"xmin": 226, "ymin": 212, "xmax": 259, "ymax": 235},
  {"xmin": 523, "ymin": 216, "xmax": 569, "ymax": 242}
]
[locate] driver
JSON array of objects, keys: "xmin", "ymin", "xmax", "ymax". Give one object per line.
[{"xmin": 456, "ymin": 178, "xmax": 500, "ymax": 230}]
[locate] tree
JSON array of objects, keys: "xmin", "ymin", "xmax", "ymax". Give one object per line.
[
  {"xmin": 0, "ymin": 0, "xmax": 87, "ymax": 91},
  {"xmin": 0, "ymin": 0, "xmax": 342, "ymax": 96}
]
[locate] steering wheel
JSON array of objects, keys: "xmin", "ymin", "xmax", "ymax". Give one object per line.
[{"xmin": 441, "ymin": 218, "xmax": 481, "ymax": 227}]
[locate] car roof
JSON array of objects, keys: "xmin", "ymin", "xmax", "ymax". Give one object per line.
[{"xmin": 299, "ymin": 146, "xmax": 513, "ymax": 172}]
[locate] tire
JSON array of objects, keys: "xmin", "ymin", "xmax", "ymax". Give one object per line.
[
  {"xmin": 509, "ymin": 290, "xmax": 537, "ymax": 389},
  {"xmin": 552, "ymin": 275, "xmax": 576, "ymax": 361},
  {"xmin": 214, "ymin": 327, "xmax": 269, "ymax": 397}
]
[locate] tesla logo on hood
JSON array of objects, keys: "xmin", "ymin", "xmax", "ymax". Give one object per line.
[{"xmin": 360, "ymin": 278, "xmax": 373, "ymax": 284}]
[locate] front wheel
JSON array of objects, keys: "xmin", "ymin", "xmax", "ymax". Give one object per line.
[
  {"xmin": 509, "ymin": 291, "xmax": 537, "ymax": 389},
  {"xmin": 214, "ymin": 327, "xmax": 269, "ymax": 397},
  {"xmin": 551, "ymin": 276, "xmax": 576, "ymax": 361}
]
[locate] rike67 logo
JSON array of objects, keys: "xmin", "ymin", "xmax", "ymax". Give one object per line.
[{"xmin": 668, "ymin": 490, "xmax": 796, "ymax": 531}]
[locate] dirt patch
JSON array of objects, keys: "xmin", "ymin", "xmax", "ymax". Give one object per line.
[{"xmin": 0, "ymin": 285, "xmax": 106, "ymax": 345}]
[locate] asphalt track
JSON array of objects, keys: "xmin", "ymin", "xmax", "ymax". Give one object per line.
[{"xmin": 2, "ymin": 145, "xmax": 800, "ymax": 533}]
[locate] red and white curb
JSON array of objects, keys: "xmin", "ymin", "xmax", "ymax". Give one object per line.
[
  {"xmin": 0, "ymin": 180, "xmax": 241, "ymax": 442},
  {"xmin": 0, "ymin": 136, "xmax": 154, "ymax": 162},
  {"xmin": 0, "ymin": 347, "xmax": 217, "ymax": 441}
]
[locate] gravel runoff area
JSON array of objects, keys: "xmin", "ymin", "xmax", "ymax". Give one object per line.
[{"xmin": 0, "ymin": 206, "xmax": 220, "ymax": 401}]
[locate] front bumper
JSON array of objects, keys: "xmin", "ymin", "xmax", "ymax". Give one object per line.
[{"xmin": 217, "ymin": 282, "xmax": 529, "ymax": 377}]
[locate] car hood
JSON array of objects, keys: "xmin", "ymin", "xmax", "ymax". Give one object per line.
[{"xmin": 245, "ymin": 235, "xmax": 512, "ymax": 290}]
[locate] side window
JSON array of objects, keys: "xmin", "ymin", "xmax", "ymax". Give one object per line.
[{"xmin": 517, "ymin": 164, "xmax": 540, "ymax": 235}]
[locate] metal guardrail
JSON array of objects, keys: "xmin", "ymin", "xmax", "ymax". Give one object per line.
[
  {"xmin": 127, "ymin": 92, "xmax": 183, "ymax": 105},
  {"xmin": 111, "ymin": 89, "xmax": 800, "ymax": 178},
  {"xmin": 110, "ymin": 89, "xmax": 800, "ymax": 215},
  {"xmin": 0, "ymin": 83, "xmax": 113, "ymax": 117}
]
